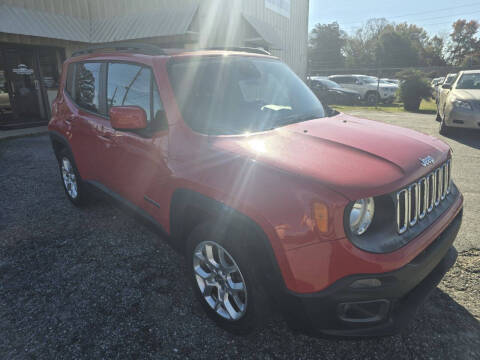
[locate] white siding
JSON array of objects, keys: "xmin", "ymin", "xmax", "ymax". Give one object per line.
[
  {"xmin": 0, "ymin": 0, "xmax": 309, "ymax": 76},
  {"xmin": 241, "ymin": 0, "xmax": 309, "ymax": 77},
  {"xmin": 195, "ymin": 0, "xmax": 308, "ymax": 77}
]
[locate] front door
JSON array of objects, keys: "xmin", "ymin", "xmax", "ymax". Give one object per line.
[
  {"xmin": 0, "ymin": 46, "xmax": 47, "ymax": 129},
  {"xmin": 104, "ymin": 62, "xmax": 170, "ymax": 218}
]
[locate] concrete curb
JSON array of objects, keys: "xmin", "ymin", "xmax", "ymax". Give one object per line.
[{"xmin": 0, "ymin": 126, "xmax": 48, "ymax": 141}]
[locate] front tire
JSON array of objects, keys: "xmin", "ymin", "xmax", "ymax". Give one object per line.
[
  {"xmin": 58, "ymin": 149, "xmax": 88, "ymax": 206},
  {"xmin": 186, "ymin": 222, "xmax": 268, "ymax": 334},
  {"xmin": 366, "ymin": 92, "xmax": 379, "ymax": 106}
]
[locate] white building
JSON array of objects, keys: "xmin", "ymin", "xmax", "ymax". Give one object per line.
[{"xmin": 0, "ymin": 0, "xmax": 309, "ymax": 129}]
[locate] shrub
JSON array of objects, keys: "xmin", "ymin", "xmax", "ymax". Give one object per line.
[{"xmin": 396, "ymin": 70, "xmax": 432, "ymax": 112}]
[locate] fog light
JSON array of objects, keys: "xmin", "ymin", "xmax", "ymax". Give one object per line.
[
  {"xmin": 338, "ymin": 299, "xmax": 390, "ymax": 323},
  {"xmin": 350, "ymin": 278, "xmax": 382, "ymax": 288}
]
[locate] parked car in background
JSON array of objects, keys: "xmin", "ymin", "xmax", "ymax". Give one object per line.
[
  {"xmin": 381, "ymin": 78, "xmax": 400, "ymax": 86},
  {"xmin": 436, "ymin": 73, "xmax": 458, "ymax": 103},
  {"xmin": 49, "ymin": 45, "xmax": 463, "ymax": 337},
  {"xmin": 437, "ymin": 70, "xmax": 480, "ymax": 135},
  {"xmin": 431, "ymin": 77, "xmax": 444, "ymax": 87},
  {"xmin": 328, "ymin": 74, "xmax": 398, "ymax": 105},
  {"xmin": 431, "ymin": 77, "xmax": 445, "ymax": 100},
  {"xmin": 307, "ymin": 77, "xmax": 362, "ymax": 105}
]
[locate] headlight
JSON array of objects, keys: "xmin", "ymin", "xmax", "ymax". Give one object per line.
[
  {"xmin": 349, "ymin": 197, "xmax": 375, "ymax": 235},
  {"xmin": 453, "ymin": 100, "xmax": 472, "ymax": 111}
]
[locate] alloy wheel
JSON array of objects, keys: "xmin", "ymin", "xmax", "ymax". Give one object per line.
[
  {"xmin": 193, "ymin": 241, "xmax": 247, "ymax": 321},
  {"xmin": 61, "ymin": 157, "xmax": 78, "ymax": 199}
]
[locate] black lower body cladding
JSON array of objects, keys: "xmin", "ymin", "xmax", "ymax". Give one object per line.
[{"xmin": 277, "ymin": 209, "xmax": 463, "ymax": 337}]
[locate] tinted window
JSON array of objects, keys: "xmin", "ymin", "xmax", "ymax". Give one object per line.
[
  {"xmin": 168, "ymin": 57, "xmax": 324, "ymax": 135},
  {"xmin": 332, "ymin": 77, "xmax": 352, "ymax": 84},
  {"xmin": 65, "ymin": 63, "xmax": 75, "ymax": 96},
  {"xmin": 107, "ymin": 63, "xmax": 152, "ymax": 123},
  {"xmin": 319, "ymin": 79, "xmax": 341, "ymax": 89},
  {"xmin": 331, "ymin": 77, "xmax": 344, "ymax": 84},
  {"xmin": 74, "ymin": 62, "xmax": 102, "ymax": 113},
  {"xmin": 445, "ymin": 74, "xmax": 458, "ymax": 85}
]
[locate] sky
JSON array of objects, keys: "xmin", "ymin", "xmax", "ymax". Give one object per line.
[{"xmin": 308, "ymin": 0, "xmax": 480, "ymax": 38}]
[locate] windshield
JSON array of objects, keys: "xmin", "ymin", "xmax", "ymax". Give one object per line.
[
  {"xmin": 456, "ymin": 73, "xmax": 480, "ymax": 89},
  {"xmin": 168, "ymin": 57, "xmax": 325, "ymax": 135},
  {"xmin": 445, "ymin": 74, "xmax": 457, "ymax": 85}
]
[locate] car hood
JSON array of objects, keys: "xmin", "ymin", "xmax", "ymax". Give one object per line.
[
  {"xmin": 453, "ymin": 89, "xmax": 480, "ymax": 100},
  {"xmin": 212, "ymin": 113, "xmax": 450, "ymax": 200}
]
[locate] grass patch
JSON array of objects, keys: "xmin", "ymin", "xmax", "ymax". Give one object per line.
[{"xmin": 332, "ymin": 99, "xmax": 437, "ymax": 114}]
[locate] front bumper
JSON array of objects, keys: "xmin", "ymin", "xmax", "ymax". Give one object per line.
[
  {"xmin": 278, "ymin": 209, "xmax": 462, "ymax": 337},
  {"xmin": 380, "ymin": 92, "xmax": 396, "ymax": 101},
  {"xmin": 446, "ymin": 107, "xmax": 480, "ymax": 129}
]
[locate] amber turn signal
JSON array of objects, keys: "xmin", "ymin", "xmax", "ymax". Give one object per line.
[{"xmin": 313, "ymin": 202, "xmax": 328, "ymax": 233}]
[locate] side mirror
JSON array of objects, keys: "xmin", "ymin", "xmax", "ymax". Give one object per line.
[
  {"xmin": 442, "ymin": 84, "xmax": 452, "ymax": 90},
  {"xmin": 109, "ymin": 106, "xmax": 148, "ymax": 130}
]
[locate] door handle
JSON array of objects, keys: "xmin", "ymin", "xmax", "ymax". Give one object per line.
[
  {"xmin": 65, "ymin": 115, "xmax": 75, "ymax": 124},
  {"xmin": 99, "ymin": 132, "xmax": 113, "ymax": 140}
]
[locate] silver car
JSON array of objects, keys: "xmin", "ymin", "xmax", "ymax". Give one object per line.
[{"xmin": 437, "ymin": 70, "xmax": 480, "ymax": 135}]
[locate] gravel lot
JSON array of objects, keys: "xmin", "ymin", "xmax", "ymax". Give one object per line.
[{"xmin": 0, "ymin": 118, "xmax": 479, "ymax": 359}]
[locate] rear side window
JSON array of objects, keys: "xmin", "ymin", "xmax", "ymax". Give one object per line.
[
  {"xmin": 65, "ymin": 63, "xmax": 75, "ymax": 96},
  {"xmin": 332, "ymin": 77, "xmax": 347, "ymax": 84},
  {"xmin": 107, "ymin": 62, "xmax": 164, "ymax": 127},
  {"xmin": 74, "ymin": 62, "xmax": 102, "ymax": 113}
]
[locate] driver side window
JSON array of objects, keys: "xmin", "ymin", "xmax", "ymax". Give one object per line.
[{"xmin": 107, "ymin": 62, "xmax": 167, "ymax": 131}]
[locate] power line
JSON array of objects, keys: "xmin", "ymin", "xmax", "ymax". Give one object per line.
[
  {"xmin": 341, "ymin": 2, "xmax": 480, "ymax": 26},
  {"xmin": 405, "ymin": 9, "xmax": 480, "ymax": 23}
]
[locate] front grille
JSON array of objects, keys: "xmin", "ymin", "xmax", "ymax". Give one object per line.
[{"xmin": 396, "ymin": 160, "xmax": 451, "ymax": 234}]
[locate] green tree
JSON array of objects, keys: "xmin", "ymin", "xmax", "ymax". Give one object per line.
[
  {"xmin": 423, "ymin": 36, "xmax": 447, "ymax": 66},
  {"xmin": 448, "ymin": 19, "xmax": 480, "ymax": 65},
  {"xmin": 344, "ymin": 18, "xmax": 390, "ymax": 68},
  {"xmin": 461, "ymin": 52, "xmax": 480, "ymax": 67},
  {"xmin": 309, "ymin": 22, "xmax": 346, "ymax": 71},
  {"xmin": 375, "ymin": 30, "xmax": 419, "ymax": 68},
  {"xmin": 343, "ymin": 19, "xmax": 445, "ymax": 69}
]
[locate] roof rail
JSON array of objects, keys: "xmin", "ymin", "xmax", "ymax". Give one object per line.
[
  {"xmin": 203, "ymin": 47, "xmax": 271, "ymax": 56},
  {"xmin": 71, "ymin": 42, "xmax": 166, "ymax": 57}
]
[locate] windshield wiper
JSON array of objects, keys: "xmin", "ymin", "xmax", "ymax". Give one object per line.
[{"xmin": 274, "ymin": 112, "xmax": 322, "ymax": 128}]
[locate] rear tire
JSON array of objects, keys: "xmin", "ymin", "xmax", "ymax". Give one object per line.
[
  {"xmin": 58, "ymin": 148, "xmax": 88, "ymax": 206},
  {"xmin": 186, "ymin": 222, "xmax": 269, "ymax": 334},
  {"xmin": 439, "ymin": 118, "xmax": 450, "ymax": 136}
]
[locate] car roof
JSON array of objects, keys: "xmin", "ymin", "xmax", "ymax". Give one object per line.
[
  {"xmin": 68, "ymin": 47, "xmax": 277, "ymax": 63},
  {"xmin": 459, "ymin": 69, "xmax": 480, "ymax": 74}
]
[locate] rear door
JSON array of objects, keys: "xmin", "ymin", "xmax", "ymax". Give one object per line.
[{"xmin": 65, "ymin": 61, "xmax": 108, "ymax": 182}]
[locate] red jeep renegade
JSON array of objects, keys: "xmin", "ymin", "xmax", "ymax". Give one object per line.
[{"xmin": 48, "ymin": 44, "xmax": 463, "ymax": 336}]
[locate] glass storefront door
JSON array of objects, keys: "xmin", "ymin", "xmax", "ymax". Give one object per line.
[{"xmin": 0, "ymin": 44, "xmax": 63, "ymax": 130}]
